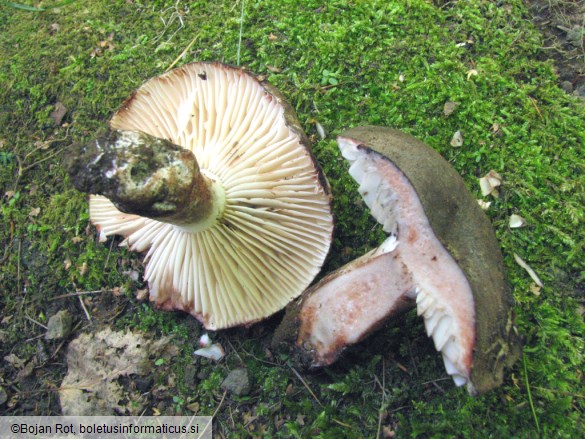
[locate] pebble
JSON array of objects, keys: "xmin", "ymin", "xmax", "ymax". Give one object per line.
[
  {"xmin": 560, "ymin": 81, "xmax": 573, "ymax": 94},
  {"xmin": 573, "ymin": 85, "xmax": 585, "ymax": 98},
  {"xmin": 45, "ymin": 310, "xmax": 73, "ymax": 340},
  {"xmin": 220, "ymin": 368, "xmax": 251, "ymax": 396}
]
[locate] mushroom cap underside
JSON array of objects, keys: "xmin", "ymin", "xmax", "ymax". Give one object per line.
[{"xmin": 90, "ymin": 62, "xmax": 334, "ymax": 330}]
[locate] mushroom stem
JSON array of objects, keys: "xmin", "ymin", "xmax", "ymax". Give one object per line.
[{"xmin": 67, "ymin": 130, "xmax": 225, "ymax": 228}]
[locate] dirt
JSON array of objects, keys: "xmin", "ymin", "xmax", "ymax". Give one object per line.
[{"xmin": 526, "ymin": 0, "xmax": 585, "ymax": 96}]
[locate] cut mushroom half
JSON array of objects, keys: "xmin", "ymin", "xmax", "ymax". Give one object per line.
[
  {"xmin": 67, "ymin": 62, "xmax": 334, "ymax": 330},
  {"xmin": 273, "ymin": 126, "xmax": 520, "ymax": 395}
]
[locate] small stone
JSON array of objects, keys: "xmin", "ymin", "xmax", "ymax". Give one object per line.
[
  {"xmin": 573, "ymin": 85, "xmax": 585, "ymax": 98},
  {"xmin": 187, "ymin": 401, "xmax": 200, "ymax": 413},
  {"xmin": 134, "ymin": 376, "xmax": 153, "ymax": 393},
  {"xmin": 220, "ymin": 368, "xmax": 251, "ymax": 396},
  {"xmin": 183, "ymin": 364, "xmax": 199, "ymax": 388},
  {"xmin": 45, "ymin": 310, "xmax": 73, "ymax": 340},
  {"xmin": 566, "ymin": 26, "xmax": 584, "ymax": 47},
  {"xmin": 560, "ymin": 81, "xmax": 573, "ymax": 94},
  {"xmin": 0, "ymin": 386, "xmax": 7, "ymax": 405}
]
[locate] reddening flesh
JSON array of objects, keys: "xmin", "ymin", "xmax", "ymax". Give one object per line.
[{"xmin": 298, "ymin": 240, "xmax": 414, "ymax": 365}]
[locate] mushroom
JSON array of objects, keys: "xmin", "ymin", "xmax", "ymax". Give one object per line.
[
  {"xmin": 67, "ymin": 62, "xmax": 334, "ymax": 330},
  {"xmin": 273, "ymin": 126, "xmax": 520, "ymax": 394}
]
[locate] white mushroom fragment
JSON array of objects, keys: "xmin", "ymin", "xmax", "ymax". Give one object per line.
[
  {"xmin": 68, "ymin": 62, "xmax": 334, "ymax": 330},
  {"xmin": 479, "ymin": 170, "xmax": 502, "ymax": 197},
  {"xmin": 273, "ymin": 126, "xmax": 520, "ymax": 395},
  {"xmin": 509, "ymin": 214, "xmax": 526, "ymax": 228}
]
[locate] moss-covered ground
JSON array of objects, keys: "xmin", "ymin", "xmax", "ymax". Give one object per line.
[{"xmin": 1, "ymin": 0, "xmax": 583, "ymax": 437}]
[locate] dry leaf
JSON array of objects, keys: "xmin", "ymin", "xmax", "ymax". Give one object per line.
[
  {"xmin": 29, "ymin": 207, "xmax": 41, "ymax": 218},
  {"xmin": 491, "ymin": 123, "xmax": 502, "ymax": 136},
  {"xmin": 268, "ymin": 32, "xmax": 278, "ymax": 41},
  {"xmin": 136, "ymin": 288, "xmax": 149, "ymax": 300},
  {"xmin": 4, "ymin": 353, "xmax": 25, "ymax": 369},
  {"xmin": 64, "ymin": 259, "xmax": 72, "ymax": 270},
  {"xmin": 266, "ymin": 65, "xmax": 281, "ymax": 73},
  {"xmin": 443, "ymin": 101, "xmax": 460, "ymax": 116},
  {"xmin": 59, "ymin": 328, "xmax": 176, "ymax": 415},
  {"xmin": 50, "ymin": 102, "xmax": 67, "ymax": 126},
  {"xmin": 123, "ymin": 270, "xmax": 140, "ymax": 281},
  {"xmin": 16, "ymin": 361, "xmax": 35, "ymax": 381},
  {"xmin": 78, "ymin": 262, "xmax": 88, "ymax": 276}
]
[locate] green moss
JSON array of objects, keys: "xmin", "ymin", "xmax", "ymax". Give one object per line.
[{"xmin": 1, "ymin": 0, "xmax": 583, "ymax": 435}]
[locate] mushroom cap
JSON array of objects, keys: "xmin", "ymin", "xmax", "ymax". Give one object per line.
[
  {"xmin": 274, "ymin": 126, "xmax": 520, "ymax": 395},
  {"xmin": 338, "ymin": 126, "xmax": 520, "ymax": 393},
  {"xmin": 90, "ymin": 62, "xmax": 333, "ymax": 330}
]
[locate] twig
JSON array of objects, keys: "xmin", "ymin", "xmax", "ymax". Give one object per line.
[
  {"xmin": 106, "ymin": 302, "xmax": 128, "ymax": 323},
  {"xmin": 420, "ymin": 377, "xmax": 452, "ymax": 385},
  {"xmin": 528, "ymin": 97, "xmax": 545, "ymax": 122},
  {"xmin": 288, "ymin": 364, "xmax": 323, "ymax": 408},
  {"xmin": 236, "ymin": 0, "xmax": 245, "ymax": 65},
  {"xmin": 238, "ymin": 344, "xmax": 281, "ymax": 367},
  {"xmin": 288, "ymin": 364, "xmax": 353, "ymax": 429},
  {"xmin": 78, "ymin": 295, "xmax": 92, "ymax": 323},
  {"xmin": 225, "ymin": 339, "xmax": 244, "ymax": 364},
  {"xmin": 523, "ymin": 350, "xmax": 541, "ymax": 435},
  {"xmin": 25, "ymin": 333, "xmax": 46, "ymax": 343},
  {"xmin": 513, "ymin": 253, "xmax": 544, "ymax": 287},
  {"xmin": 532, "ymin": 386, "xmax": 584, "ymax": 399},
  {"xmin": 165, "ymin": 33, "xmax": 199, "ymax": 72},
  {"xmin": 50, "ymin": 338, "xmax": 68, "ymax": 360},
  {"xmin": 212, "ymin": 390, "xmax": 227, "ymax": 418},
  {"xmin": 49, "ymin": 289, "xmax": 111, "ymax": 301},
  {"xmin": 376, "ymin": 358, "xmax": 386, "ymax": 439},
  {"xmin": 406, "ymin": 338, "xmax": 419, "ymax": 376},
  {"xmin": 24, "ymin": 314, "xmax": 48, "ymax": 330},
  {"xmin": 17, "ymin": 240, "xmax": 23, "ymax": 311},
  {"xmin": 103, "ymin": 238, "xmax": 115, "ymax": 270},
  {"xmin": 18, "ymin": 147, "xmax": 67, "ymax": 177}
]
